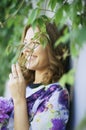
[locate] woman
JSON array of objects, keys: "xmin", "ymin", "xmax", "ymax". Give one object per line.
[{"xmin": 8, "ymin": 22, "xmax": 70, "ymax": 130}]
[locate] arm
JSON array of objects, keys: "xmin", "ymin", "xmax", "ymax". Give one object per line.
[
  {"xmin": 14, "ymin": 99, "xmax": 29, "ymax": 130},
  {"xmin": 9, "ymin": 63, "xmax": 29, "ymax": 130}
]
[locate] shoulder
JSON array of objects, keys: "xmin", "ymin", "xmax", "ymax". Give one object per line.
[
  {"xmin": 45, "ymin": 82, "xmax": 68, "ymax": 94},
  {"xmin": 45, "ymin": 82, "xmax": 69, "ymax": 108}
]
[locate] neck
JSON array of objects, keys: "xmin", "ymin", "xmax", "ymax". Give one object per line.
[{"xmin": 34, "ymin": 68, "xmax": 48, "ymax": 84}]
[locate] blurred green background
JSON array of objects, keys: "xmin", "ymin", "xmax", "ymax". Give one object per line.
[
  {"xmin": 0, "ymin": 0, "xmax": 86, "ymax": 129},
  {"xmin": 0, "ymin": 0, "xmax": 32, "ymax": 95}
]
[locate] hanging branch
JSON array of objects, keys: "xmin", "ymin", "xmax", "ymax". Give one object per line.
[{"xmin": 0, "ymin": 0, "xmax": 24, "ymax": 26}]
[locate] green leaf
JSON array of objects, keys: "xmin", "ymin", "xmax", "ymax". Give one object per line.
[
  {"xmin": 71, "ymin": 28, "xmax": 86, "ymax": 46},
  {"xmin": 54, "ymin": 33, "xmax": 70, "ymax": 47},
  {"xmin": 59, "ymin": 69, "xmax": 75, "ymax": 87},
  {"xmin": 32, "ymin": 32, "xmax": 40, "ymax": 41},
  {"xmin": 48, "ymin": 0, "xmax": 57, "ymax": 10},
  {"xmin": 70, "ymin": 42, "xmax": 80, "ymax": 57},
  {"xmin": 54, "ymin": 7, "xmax": 63, "ymax": 25},
  {"xmin": 37, "ymin": 0, "xmax": 43, "ymax": 7},
  {"xmin": 28, "ymin": 8, "xmax": 39, "ymax": 24},
  {"xmin": 40, "ymin": 34, "xmax": 48, "ymax": 48},
  {"xmin": 5, "ymin": 44, "xmax": 13, "ymax": 55}
]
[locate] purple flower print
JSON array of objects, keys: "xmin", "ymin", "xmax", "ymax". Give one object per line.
[
  {"xmin": 0, "ymin": 97, "xmax": 13, "ymax": 129},
  {"xmin": 50, "ymin": 118, "xmax": 65, "ymax": 130},
  {"xmin": 1, "ymin": 126, "xmax": 7, "ymax": 130},
  {"xmin": 49, "ymin": 84, "xmax": 62, "ymax": 92},
  {"xmin": 0, "ymin": 97, "xmax": 13, "ymax": 123},
  {"xmin": 40, "ymin": 84, "xmax": 61, "ymax": 100},
  {"xmin": 36, "ymin": 100, "xmax": 46, "ymax": 113},
  {"xmin": 0, "ymin": 83, "xmax": 69, "ymax": 130},
  {"xmin": 58, "ymin": 89, "xmax": 69, "ymax": 108},
  {"xmin": 27, "ymin": 88, "xmax": 45, "ymax": 115}
]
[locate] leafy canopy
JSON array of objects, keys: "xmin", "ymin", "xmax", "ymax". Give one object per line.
[{"xmin": 0, "ymin": 0, "xmax": 86, "ymax": 96}]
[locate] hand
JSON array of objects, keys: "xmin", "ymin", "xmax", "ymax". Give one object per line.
[{"xmin": 9, "ymin": 63, "xmax": 26, "ymax": 103}]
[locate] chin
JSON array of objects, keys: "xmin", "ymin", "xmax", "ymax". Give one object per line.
[
  {"xmin": 25, "ymin": 63, "xmax": 38, "ymax": 70},
  {"xmin": 25, "ymin": 59, "xmax": 39, "ymax": 70}
]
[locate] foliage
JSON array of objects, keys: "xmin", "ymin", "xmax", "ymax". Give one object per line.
[
  {"xmin": 59, "ymin": 69, "xmax": 75, "ymax": 87},
  {"xmin": 0, "ymin": 0, "xmax": 86, "ymax": 129},
  {"xmin": 0, "ymin": 0, "xmax": 86, "ymax": 96},
  {"xmin": 0, "ymin": 0, "xmax": 32, "ymax": 95},
  {"xmin": 76, "ymin": 115, "xmax": 86, "ymax": 130}
]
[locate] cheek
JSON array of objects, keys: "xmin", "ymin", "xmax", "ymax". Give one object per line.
[
  {"xmin": 33, "ymin": 45, "xmax": 49, "ymax": 62},
  {"xmin": 39, "ymin": 50, "xmax": 49, "ymax": 64}
]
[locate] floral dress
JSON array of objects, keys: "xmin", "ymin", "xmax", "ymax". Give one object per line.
[{"xmin": 0, "ymin": 82, "xmax": 69, "ymax": 130}]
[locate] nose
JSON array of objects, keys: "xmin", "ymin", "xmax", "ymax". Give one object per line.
[
  {"xmin": 22, "ymin": 48, "xmax": 30, "ymax": 56},
  {"xmin": 22, "ymin": 45, "xmax": 33, "ymax": 57}
]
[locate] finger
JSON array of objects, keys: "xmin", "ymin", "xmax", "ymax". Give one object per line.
[
  {"xmin": 16, "ymin": 63, "xmax": 24, "ymax": 79},
  {"xmin": 12, "ymin": 64, "xmax": 18, "ymax": 78}
]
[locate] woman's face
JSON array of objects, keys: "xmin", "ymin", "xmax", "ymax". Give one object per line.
[{"xmin": 22, "ymin": 27, "xmax": 49, "ymax": 71}]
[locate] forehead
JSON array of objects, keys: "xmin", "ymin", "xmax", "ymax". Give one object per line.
[{"xmin": 25, "ymin": 27, "xmax": 39, "ymax": 41}]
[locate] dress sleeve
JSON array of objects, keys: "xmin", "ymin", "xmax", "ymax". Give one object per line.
[{"xmin": 29, "ymin": 85, "xmax": 69, "ymax": 130}]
